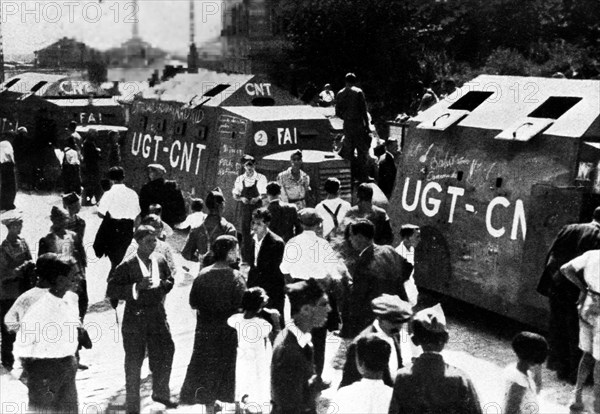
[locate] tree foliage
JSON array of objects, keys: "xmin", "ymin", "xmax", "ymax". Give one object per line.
[{"xmin": 273, "ymin": 0, "xmax": 600, "ymax": 121}]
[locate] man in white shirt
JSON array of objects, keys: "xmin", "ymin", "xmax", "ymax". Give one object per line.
[
  {"xmin": 95, "ymin": 167, "xmax": 141, "ymax": 269},
  {"xmin": 334, "ymin": 333, "xmax": 394, "ymax": 414},
  {"xmin": 280, "ymin": 208, "xmax": 344, "ymax": 377},
  {"xmin": 315, "ymin": 177, "xmax": 351, "ymax": 240},
  {"xmin": 232, "ymin": 154, "xmax": 267, "ymax": 264},
  {"xmin": 14, "ymin": 255, "xmax": 80, "ymax": 413},
  {"xmin": 395, "ymin": 224, "xmax": 421, "ymax": 307}
]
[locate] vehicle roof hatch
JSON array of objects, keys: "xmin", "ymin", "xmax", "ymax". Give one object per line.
[
  {"xmin": 417, "ymin": 91, "xmax": 493, "ymax": 131},
  {"xmin": 495, "ymin": 96, "xmax": 582, "ymax": 141}
]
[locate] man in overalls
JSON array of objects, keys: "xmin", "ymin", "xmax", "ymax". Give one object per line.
[{"xmin": 232, "ymin": 154, "xmax": 267, "ymax": 264}]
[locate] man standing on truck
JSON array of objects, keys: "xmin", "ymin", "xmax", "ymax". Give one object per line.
[
  {"xmin": 336, "ymin": 73, "xmax": 371, "ymax": 183},
  {"xmin": 537, "ymin": 206, "xmax": 600, "ymax": 384}
]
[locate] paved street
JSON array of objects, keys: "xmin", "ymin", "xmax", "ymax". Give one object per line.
[{"xmin": 0, "ymin": 191, "xmax": 595, "ymax": 413}]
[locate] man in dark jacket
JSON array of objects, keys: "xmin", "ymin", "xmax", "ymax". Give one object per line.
[
  {"xmin": 341, "ymin": 219, "xmax": 412, "ymax": 339},
  {"xmin": 247, "ymin": 208, "xmax": 286, "ymax": 318},
  {"xmin": 271, "ymin": 279, "xmax": 331, "ymax": 414},
  {"xmin": 139, "ymin": 164, "xmax": 186, "ymax": 227},
  {"xmin": 265, "ymin": 181, "xmax": 301, "ymax": 242},
  {"xmin": 374, "ymin": 141, "xmax": 397, "ymax": 200},
  {"xmin": 343, "ymin": 183, "xmax": 394, "ymax": 246},
  {"xmin": 537, "ymin": 207, "xmax": 600, "ymax": 383},
  {"xmin": 340, "ymin": 294, "xmax": 413, "ymax": 388},
  {"xmin": 106, "ymin": 225, "xmax": 177, "ymax": 413},
  {"xmin": 81, "ymin": 129, "xmax": 103, "ymax": 206}
]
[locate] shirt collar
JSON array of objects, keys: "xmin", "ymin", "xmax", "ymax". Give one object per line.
[
  {"xmin": 359, "ymin": 244, "xmax": 374, "ymax": 257},
  {"xmin": 289, "ymin": 321, "xmax": 312, "ymax": 348}
]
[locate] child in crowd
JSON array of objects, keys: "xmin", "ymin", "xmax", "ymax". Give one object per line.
[
  {"xmin": 148, "ymin": 204, "xmax": 174, "ymax": 239},
  {"xmin": 227, "ymin": 287, "xmax": 279, "ymax": 412},
  {"xmin": 334, "ymin": 333, "xmax": 393, "ymax": 413},
  {"xmin": 503, "ymin": 332, "xmax": 548, "ymax": 414},
  {"xmin": 63, "ymin": 192, "xmax": 86, "ymax": 242},
  {"xmin": 176, "ymin": 198, "xmax": 206, "ymax": 230}
]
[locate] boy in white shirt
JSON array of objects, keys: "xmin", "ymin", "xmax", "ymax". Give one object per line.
[{"xmin": 334, "ymin": 333, "xmax": 393, "ymax": 413}]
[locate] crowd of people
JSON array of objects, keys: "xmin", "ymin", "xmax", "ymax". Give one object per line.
[{"xmin": 0, "ymin": 115, "xmax": 598, "ymax": 413}]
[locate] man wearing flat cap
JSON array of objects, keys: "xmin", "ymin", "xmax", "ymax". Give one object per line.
[
  {"xmin": 0, "ymin": 210, "xmax": 32, "ymax": 370},
  {"xmin": 389, "ymin": 304, "xmax": 483, "ymax": 414},
  {"xmin": 340, "ymin": 294, "xmax": 413, "ymax": 388},
  {"xmin": 139, "ymin": 164, "xmax": 186, "ymax": 227}
]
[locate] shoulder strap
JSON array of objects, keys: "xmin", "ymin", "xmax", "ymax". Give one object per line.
[{"xmin": 322, "ymin": 203, "xmax": 342, "ymax": 229}]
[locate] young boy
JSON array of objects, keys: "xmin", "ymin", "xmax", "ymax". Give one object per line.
[
  {"xmin": 334, "ymin": 333, "xmax": 393, "ymax": 413},
  {"xmin": 503, "ymin": 332, "xmax": 548, "ymax": 414},
  {"xmin": 63, "ymin": 192, "xmax": 86, "ymax": 242},
  {"xmin": 388, "ymin": 304, "xmax": 483, "ymax": 414}
]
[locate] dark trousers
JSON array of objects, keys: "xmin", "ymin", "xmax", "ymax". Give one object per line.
[
  {"xmin": 107, "ymin": 219, "xmax": 135, "ymax": 268},
  {"xmin": 77, "ymin": 279, "xmax": 88, "ymax": 321},
  {"xmin": 547, "ymin": 294, "xmax": 581, "ymax": 381},
  {"xmin": 342, "ymin": 121, "xmax": 370, "ymax": 183},
  {"xmin": 62, "ymin": 164, "xmax": 82, "ymax": 195},
  {"xmin": 22, "ymin": 355, "xmax": 78, "ymax": 413},
  {"xmin": 240, "ymin": 203, "xmax": 260, "ymax": 264},
  {"xmin": 82, "ymin": 173, "xmax": 103, "ymax": 205},
  {"xmin": 0, "ymin": 162, "xmax": 17, "ymax": 210},
  {"xmin": 0, "ymin": 299, "xmax": 16, "ymax": 369},
  {"xmin": 311, "ymin": 326, "xmax": 327, "ymax": 377},
  {"xmin": 123, "ymin": 328, "xmax": 175, "ymax": 413}
]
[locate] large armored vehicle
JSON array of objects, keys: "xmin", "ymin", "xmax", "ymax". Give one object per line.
[
  {"xmin": 122, "ymin": 70, "xmax": 350, "ymax": 224},
  {"xmin": 389, "ymin": 75, "xmax": 600, "ymax": 328}
]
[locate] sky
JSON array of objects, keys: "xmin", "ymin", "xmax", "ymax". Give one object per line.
[{"xmin": 1, "ymin": 0, "xmax": 224, "ymax": 58}]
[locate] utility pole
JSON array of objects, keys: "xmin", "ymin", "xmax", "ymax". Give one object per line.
[
  {"xmin": 188, "ymin": 0, "xmax": 199, "ymax": 72},
  {"xmin": 0, "ymin": 4, "xmax": 5, "ymax": 83}
]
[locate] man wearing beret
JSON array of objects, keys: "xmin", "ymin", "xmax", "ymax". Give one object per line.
[
  {"xmin": 340, "ymin": 294, "xmax": 413, "ymax": 388},
  {"xmin": 388, "ymin": 304, "xmax": 483, "ymax": 414},
  {"xmin": 271, "ymin": 279, "xmax": 331, "ymax": 414},
  {"xmin": 139, "ymin": 164, "xmax": 186, "ymax": 227}
]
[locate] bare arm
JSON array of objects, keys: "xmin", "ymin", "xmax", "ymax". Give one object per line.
[{"xmin": 560, "ymin": 263, "xmax": 587, "ymax": 292}]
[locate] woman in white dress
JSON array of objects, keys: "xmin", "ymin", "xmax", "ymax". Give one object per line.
[{"xmin": 228, "ymin": 287, "xmax": 279, "ymax": 411}]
